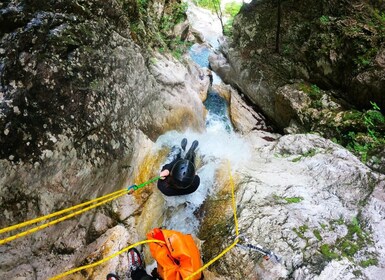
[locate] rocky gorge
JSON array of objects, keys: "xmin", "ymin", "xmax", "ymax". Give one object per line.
[{"xmin": 1, "ymin": 0, "xmax": 385, "ymax": 279}]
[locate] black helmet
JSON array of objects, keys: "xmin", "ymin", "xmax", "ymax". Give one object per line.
[{"xmin": 170, "ymin": 159, "xmax": 196, "ymax": 189}]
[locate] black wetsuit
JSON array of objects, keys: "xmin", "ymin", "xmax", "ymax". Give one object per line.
[{"xmin": 157, "ymin": 159, "xmax": 200, "ymax": 196}]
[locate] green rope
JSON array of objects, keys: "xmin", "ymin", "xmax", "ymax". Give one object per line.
[{"xmin": 127, "ymin": 176, "xmax": 161, "ymax": 191}]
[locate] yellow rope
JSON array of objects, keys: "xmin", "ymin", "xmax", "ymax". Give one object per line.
[
  {"xmin": 0, "ymin": 189, "xmax": 127, "ymax": 234},
  {"xmin": 228, "ymin": 160, "xmax": 239, "ymax": 237},
  {"xmin": 51, "ymin": 160, "xmax": 239, "ymax": 280},
  {"xmin": 50, "ymin": 239, "xmax": 166, "ymax": 280},
  {"xmin": 0, "ymin": 176, "xmax": 159, "ymax": 246},
  {"xmin": 185, "ymin": 239, "xmax": 239, "ymax": 280},
  {"xmin": 4, "ymin": 163, "xmax": 238, "ymax": 278},
  {"xmin": 186, "ymin": 160, "xmax": 239, "ymax": 280},
  {"xmin": 0, "ymin": 191, "xmax": 127, "ymax": 245}
]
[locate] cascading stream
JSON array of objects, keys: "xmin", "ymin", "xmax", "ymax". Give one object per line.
[{"xmin": 152, "ymin": 3, "xmax": 256, "ymax": 236}]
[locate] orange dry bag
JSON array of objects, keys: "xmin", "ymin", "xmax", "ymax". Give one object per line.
[{"xmin": 147, "ymin": 228, "xmax": 202, "ymax": 280}]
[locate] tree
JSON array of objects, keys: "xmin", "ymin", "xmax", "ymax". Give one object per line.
[{"xmin": 211, "ymin": 0, "xmax": 225, "ymax": 34}]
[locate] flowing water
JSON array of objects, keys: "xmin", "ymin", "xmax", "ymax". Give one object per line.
[
  {"xmin": 151, "ymin": 6, "xmax": 253, "ymax": 235},
  {"xmin": 154, "ymin": 129, "xmax": 251, "ymax": 235}
]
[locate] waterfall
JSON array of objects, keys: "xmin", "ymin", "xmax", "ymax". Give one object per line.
[
  {"xmin": 150, "ymin": 4, "xmax": 253, "ymax": 235},
  {"xmin": 154, "ymin": 129, "xmax": 251, "ymax": 235}
]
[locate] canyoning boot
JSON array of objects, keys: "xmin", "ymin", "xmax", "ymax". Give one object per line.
[
  {"xmin": 181, "ymin": 138, "xmax": 187, "ymax": 151},
  {"xmin": 128, "ymin": 248, "xmax": 145, "ymax": 273},
  {"xmin": 106, "ymin": 273, "xmax": 120, "ymax": 280},
  {"xmin": 190, "ymin": 140, "xmax": 199, "ymax": 151},
  {"xmin": 185, "ymin": 140, "xmax": 199, "ymax": 162}
]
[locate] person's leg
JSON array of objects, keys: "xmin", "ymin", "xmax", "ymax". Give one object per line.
[
  {"xmin": 181, "ymin": 138, "xmax": 187, "ymax": 151},
  {"xmin": 184, "ymin": 140, "xmax": 199, "ymax": 163}
]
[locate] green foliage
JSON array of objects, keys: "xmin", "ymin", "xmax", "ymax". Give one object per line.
[
  {"xmin": 224, "ymin": 1, "xmax": 242, "ymax": 17},
  {"xmin": 160, "ymin": 15, "xmax": 174, "ymax": 31},
  {"xmin": 313, "ymin": 229, "xmax": 323, "ymax": 241},
  {"xmin": 340, "ymin": 240, "xmax": 359, "ymax": 256},
  {"xmin": 223, "ymin": 18, "xmax": 234, "ymax": 36},
  {"xmin": 194, "ymin": 0, "xmax": 242, "ymax": 36},
  {"xmin": 320, "ymin": 244, "xmax": 339, "ymax": 260},
  {"xmin": 342, "ymin": 110, "xmax": 362, "ymax": 121},
  {"xmin": 168, "ymin": 39, "xmax": 193, "ymax": 60},
  {"xmin": 354, "ymin": 47, "xmax": 378, "ymax": 67},
  {"xmin": 298, "ymin": 83, "xmax": 324, "ymax": 109},
  {"xmin": 318, "ymin": 216, "xmax": 376, "ymax": 264},
  {"xmin": 160, "ymin": 2, "xmax": 188, "ymax": 31},
  {"xmin": 194, "ymin": 0, "xmax": 220, "ymax": 12},
  {"xmin": 373, "ymin": 9, "xmax": 385, "ymax": 24},
  {"xmin": 360, "ymin": 258, "xmax": 378, "ymax": 268},
  {"xmin": 174, "ymin": 2, "xmax": 189, "ymax": 24},
  {"xmin": 292, "ymin": 149, "xmax": 317, "ymax": 162},
  {"xmin": 273, "ymin": 195, "xmax": 304, "ymax": 204},
  {"xmin": 284, "ymin": 197, "xmax": 304, "ymax": 203},
  {"xmin": 335, "ymin": 102, "xmax": 385, "ymax": 163},
  {"xmin": 320, "ymin": 15, "xmax": 330, "ymax": 25},
  {"xmin": 156, "ymin": 1, "xmax": 190, "ymax": 60},
  {"xmin": 137, "ymin": 0, "xmax": 148, "ymax": 13},
  {"xmin": 309, "ymin": 84, "xmax": 321, "ymax": 99}
]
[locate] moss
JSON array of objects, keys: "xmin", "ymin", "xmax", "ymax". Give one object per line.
[
  {"xmin": 293, "ymin": 224, "xmax": 309, "ymax": 241},
  {"xmin": 273, "ymin": 195, "xmax": 303, "ymax": 203},
  {"xmin": 292, "ymin": 149, "xmax": 317, "ymax": 162},
  {"xmin": 284, "ymin": 197, "xmax": 304, "ymax": 203},
  {"xmin": 320, "ymin": 244, "xmax": 339, "ymax": 260},
  {"xmin": 360, "ymin": 258, "xmax": 378, "ymax": 268},
  {"xmin": 313, "ymin": 229, "xmax": 322, "ymax": 241},
  {"xmin": 340, "ymin": 240, "xmax": 359, "ymax": 257},
  {"xmin": 353, "ymin": 270, "xmax": 363, "ymax": 277},
  {"xmin": 342, "ymin": 110, "xmax": 363, "ymax": 121}
]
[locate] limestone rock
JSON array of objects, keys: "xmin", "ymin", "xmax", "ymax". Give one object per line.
[
  {"xmin": 220, "ymin": 133, "xmax": 385, "ymax": 279},
  {"xmin": 215, "ymin": 83, "xmax": 271, "ymax": 134},
  {"xmin": 213, "ymin": 0, "xmax": 385, "ymax": 128}
]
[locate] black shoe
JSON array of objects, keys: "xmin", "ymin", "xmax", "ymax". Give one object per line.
[
  {"xmin": 184, "ymin": 140, "xmax": 199, "ymax": 162},
  {"xmin": 106, "ymin": 273, "xmax": 119, "ymax": 280},
  {"xmin": 181, "ymin": 138, "xmax": 187, "ymax": 151},
  {"xmin": 190, "ymin": 140, "xmax": 199, "ymax": 152},
  {"xmin": 128, "ymin": 248, "xmax": 144, "ymax": 272}
]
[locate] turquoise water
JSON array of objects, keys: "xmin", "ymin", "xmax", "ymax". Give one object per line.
[{"xmin": 189, "ymin": 43, "xmax": 233, "ymax": 133}]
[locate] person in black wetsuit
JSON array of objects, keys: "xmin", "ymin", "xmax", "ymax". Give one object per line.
[{"xmin": 157, "ymin": 138, "xmax": 200, "ymax": 196}]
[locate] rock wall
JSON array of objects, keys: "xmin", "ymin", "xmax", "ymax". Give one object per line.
[
  {"xmin": 198, "ymin": 131, "xmax": 385, "ymax": 279},
  {"xmin": 210, "ymin": 0, "xmax": 385, "ymax": 129},
  {"xmin": 0, "ymin": 0, "xmax": 209, "ymax": 278}
]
